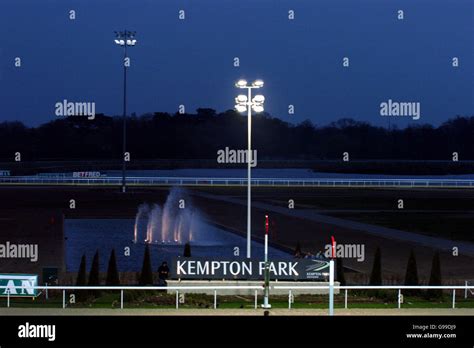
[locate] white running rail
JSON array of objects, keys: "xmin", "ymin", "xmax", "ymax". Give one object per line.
[
  {"xmin": 1, "ymin": 176, "xmax": 474, "ymax": 188},
  {"xmin": 1, "ymin": 284, "xmax": 472, "ymax": 313}
]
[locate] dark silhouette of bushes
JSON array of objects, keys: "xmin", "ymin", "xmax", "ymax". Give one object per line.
[
  {"xmin": 0, "ymin": 113, "xmax": 473, "ymax": 162},
  {"xmin": 87, "ymin": 250, "xmax": 101, "ymax": 298},
  {"xmin": 106, "ymin": 249, "xmax": 120, "ymax": 286},
  {"xmin": 183, "ymin": 243, "xmax": 192, "ymax": 257},
  {"xmin": 404, "ymin": 250, "xmax": 420, "ymax": 296},
  {"xmin": 426, "ymin": 251, "xmax": 443, "ymax": 299},
  {"xmin": 139, "ymin": 245, "xmax": 154, "ymax": 286}
]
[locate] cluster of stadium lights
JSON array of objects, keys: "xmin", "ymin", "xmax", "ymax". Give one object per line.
[
  {"xmin": 114, "ymin": 30, "xmax": 137, "ymax": 193},
  {"xmin": 234, "ymin": 79, "xmax": 265, "ymax": 113},
  {"xmin": 114, "ymin": 31, "xmax": 137, "ymax": 46},
  {"xmin": 234, "ymin": 79, "xmax": 265, "ymax": 258}
]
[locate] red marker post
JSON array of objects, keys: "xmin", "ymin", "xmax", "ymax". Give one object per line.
[{"xmin": 331, "ymin": 235, "xmax": 336, "ymax": 258}]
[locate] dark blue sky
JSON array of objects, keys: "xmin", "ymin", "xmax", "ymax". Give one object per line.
[{"xmin": 1, "ymin": 0, "xmax": 473, "ymax": 127}]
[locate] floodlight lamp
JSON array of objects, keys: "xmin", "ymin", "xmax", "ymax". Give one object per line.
[
  {"xmin": 252, "ymin": 105, "xmax": 264, "ymax": 113},
  {"xmin": 236, "ymin": 80, "xmax": 248, "ymax": 88},
  {"xmin": 252, "ymin": 80, "xmax": 264, "ymax": 88},
  {"xmin": 252, "ymin": 95, "xmax": 265, "ymax": 103},
  {"xmin": 236, "ymin": 95, "xmax": 248, "ymax": 103},
  {"xmin": 235, "ymin": 105, "xmax": 247, "ymax": 113}
]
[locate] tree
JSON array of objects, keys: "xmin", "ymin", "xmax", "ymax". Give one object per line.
[
  {"xmin": 88, "ymin": 250, "xmax": 101, "ymax": 297},
  {"xmin": 76, "ymin": 254, "xmax": 87, "ymax": 286},
  {"xmin": 196, "ymin": 108, "xmax": 217, "ymax": 118},
  {"xmin": 106, "ymin": 249, "xmax": 120, "ymax": 286},
  {"xmin": 426, "ymin": 251, "xmax": 443, "ymax": 299},
  {"xmin": 139, "ymin": 244, "xmax": 154, "ymax": 285},
  {"xmin": 404, "ymin": 250, "xmax": 419, "ymax": 296},
  {"xmin": 369, "ymin": 247, "xmax": 382, "ymax": 285},
  {"xmin": 88, "ymin": 250, "xmax": 100, "ymax": 286},
  {"xmin": 76, "ymin": 254, "xmax": 87, "ymax": 301},
  {"xmin": 183, "ymin": 242, "xmax": 192, "ymax": 257},
  {"xmin": 336, "ymin": 258, "xmax": 346, "ymax": 286},
  {"xmin": 2, "ymin": 114, "xmax": 474, "ymax": 162}
]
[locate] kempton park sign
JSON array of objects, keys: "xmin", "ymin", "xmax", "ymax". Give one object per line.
[
  {"xmin": 0, "ymin": 274, "xmax": 38, "ymax": 297},
  {"xmin": 170, "ymin": 258, "xmax": 331, "ymax": 281}
]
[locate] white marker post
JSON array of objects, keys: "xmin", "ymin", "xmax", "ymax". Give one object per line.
[
  {"xmin": 329, "ymin": 235, "xmax": 336, "ymax": 316},
  {"xmin": 262, "ymin": 215, "xmax": 271, "ymax": 309},
  {"xmin": 329, "ymin": 259, "xmax": 334, "ymax": 316}
]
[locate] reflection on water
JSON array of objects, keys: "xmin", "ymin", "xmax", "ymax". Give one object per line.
[{"xmin": 65, "ymin": 219, "xmax": 290, "ymax": 272}]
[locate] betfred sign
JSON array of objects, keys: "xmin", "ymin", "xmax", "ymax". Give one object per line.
[
  {"xmin": 0, "ymin": 274, "xmax": 38, "ymax": 297},
  {"xmin": 72, "ymin": 171, "xmax": 101, "ymax": 178},
  {"xmin": 170, "ymin": 258, "xmax": 330, "ymax": 281}
]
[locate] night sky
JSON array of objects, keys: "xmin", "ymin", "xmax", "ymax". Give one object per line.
[{"xmin": 0, "ymin": 0, "xmax": 473, "ymax": 127}]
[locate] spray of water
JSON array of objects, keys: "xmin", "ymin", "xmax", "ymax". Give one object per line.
[
  {"xmin": 133, "ymin": 188, "xmax": 203, "ymax": 244},
  {"xmin": 145, "ymin": 204, "xmax": 162, "ymax": 243},
  {"xmin": 133, "ymin": 203, "xmax": 150, "ymax": 243}
]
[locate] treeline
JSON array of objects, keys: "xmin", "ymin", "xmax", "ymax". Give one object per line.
[
  {"xmin": 76, "ymin": 243, "xmax": 192, "ymax": 291},
  {"xmin": 336, "ymin": 247, "xmax": 443, "ymax": 299},
  {"xmin": 1, "ymin": 109, "xmax": 473, "ymax": 160}
]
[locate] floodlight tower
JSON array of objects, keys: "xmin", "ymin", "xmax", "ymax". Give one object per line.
[
  {"xmin": 235, "ymin": 79, "xmax": 265, "ymax": 258},
  {"xmin": 114, "ymin": 30, "xmax": 137, "ymax": 193}
]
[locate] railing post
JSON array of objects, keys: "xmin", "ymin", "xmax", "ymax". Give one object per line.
[
  {"xmin": 254, "ymin": 290, "xmax": 258, "ymax": 309},
  {"xmin": 214, "ymin": 290, "xmax": 217, "ymax": 309},
  {"xmin": 176, "ymin": 290, "xmax": 179, "ymax": 309},
  {"xmin": 398, "ymin": 289, "xmax": 401, "ymax": 309},
  {"xmin": 344, "ymin": 289, "xmax": 348, "ymax": 309},
  {"xmin": 452, "ymin": 289, "xmax": 456, "ymax": 309},
  {"xmin": 62, "ymin": 290, "xmax": 66, "ymax": 309},
  {"xmin": 465, "ymin": 281, "xmax": 468, "ymax": 299},
  {"xmin": 120, "ymin": 290, "xmax": 124, "ymax": 309},
  {"xmin": 329, "ymin": 260, "xmax": 334, "ymax": 316},
  {"xmin": 7, "ymin": 290, "xmax": 10, "ymax": 308},
  {"xmin": 288, "ymin": 290, "xmax": 292, "ymax": 309}
]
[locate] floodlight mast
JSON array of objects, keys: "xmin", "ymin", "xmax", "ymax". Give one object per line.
[
  {"xmin": 234, "ymin": 79, "xmax": 265, "ymax": 259},
  {"xmin": 114, "ymin": 30, "xmax": 137, "ymax": 193}
]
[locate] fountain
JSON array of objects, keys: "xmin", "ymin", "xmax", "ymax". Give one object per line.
[
  {"xmin": 133, "ymin": 203, "xmax": 149, "ymax": 243},
  {"xmin": 133, "ymin": 188, "xmax": 202, "ymax": 244}
]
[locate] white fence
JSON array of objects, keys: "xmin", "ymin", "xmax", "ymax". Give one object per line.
[
  {"xmin": 0, "ymin": 285, "xmax": 263, "ymax": 310},
  {"xmin": 1, "ymin": 176, "xmax": 474, "ymax": 188},
  {"xmin": 1, "ymin": 284, "xmax": 473, "ymax": 315},
  {"xmin": 274, "ymin": 285, "xmax": 473, "ymax": 311}
]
